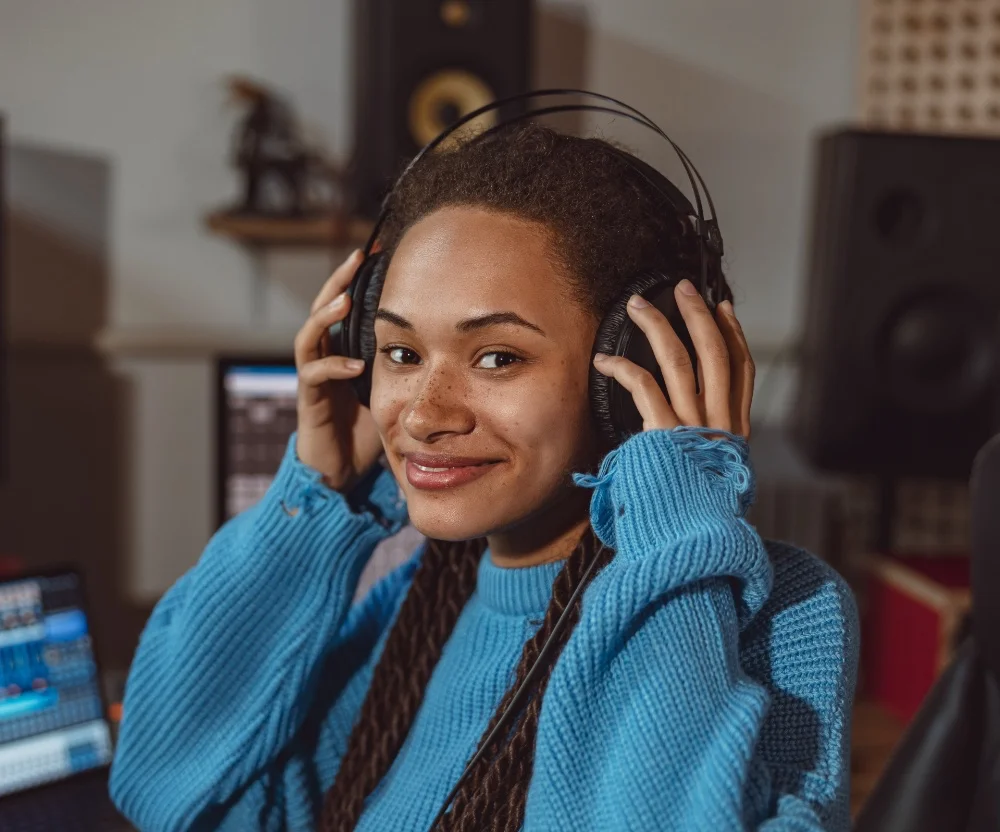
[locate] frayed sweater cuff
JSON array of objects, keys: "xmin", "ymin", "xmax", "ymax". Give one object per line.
[{"xmin": 272, "ymin": 433, "xmax": 409, "ymax": 535}]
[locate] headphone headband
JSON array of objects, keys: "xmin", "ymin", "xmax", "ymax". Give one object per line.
[
  {"xmin": 363, "ymin": 89, "xmax": 723, "ymax": 300},
  {"xmin": 415, "ymin": 91, "xmax": 718, "ymax": 225},
  {"xmin": 461, "ymin": 102, "xmax": 721, "ymax": 299}
]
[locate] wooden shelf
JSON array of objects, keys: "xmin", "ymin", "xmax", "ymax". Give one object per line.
[
  {"xmin": 205, "ymin": 210, "xmax": 373, "ymax": 249},
  {"xmin": 94, "ymin": 326, "xmax": 298, "ymax": 358}
]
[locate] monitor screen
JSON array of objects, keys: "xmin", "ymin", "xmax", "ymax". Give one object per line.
[
  {"xmin": 0, "ymin": 572, "xmax": 112, "ymax": 796},
  {"xmin": 218, "ymin": 360, "xmax": 299, "ymax": 522},
  {"xmin": 216, "ymin": 358, "xmax": 423, "ymax": 599}
]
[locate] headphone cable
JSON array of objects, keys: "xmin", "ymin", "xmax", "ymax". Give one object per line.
[{"xmin": 428, "ymin": 539, "xmax": 608, "ymax": 829}]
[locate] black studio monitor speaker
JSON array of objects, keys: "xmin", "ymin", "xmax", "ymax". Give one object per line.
[
  {"xmin": 350, "ymin": 0, "xmax": 534, "ymax": 218},
  {"xmin": 793, "ymin": 128, "xmax": 1000, "ymax": 480}
]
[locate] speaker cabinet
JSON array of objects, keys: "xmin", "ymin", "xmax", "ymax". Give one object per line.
[
  {"xmin": 350, "ymin": 0, "xmax": 533, "ymax": 218},
  {"xmin": 793, "ymin": 128, "xmax": 1000, "ymax": 479}
]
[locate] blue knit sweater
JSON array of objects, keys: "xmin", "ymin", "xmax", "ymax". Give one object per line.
[{"xmin": 110, "ymin": 427, "xmax": 858, "ymax": 831}]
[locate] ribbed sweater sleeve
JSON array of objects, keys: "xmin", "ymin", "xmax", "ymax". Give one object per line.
[
  {"xmin": 527, "ymin": 427, "xmax": 856, "ymax": 831},
  {"xmin": 109, "ymin": 434, "xmax": 412, "ymax": 832},
  {"xmin": 531, "ymin": 574, "xmax": 772, "ymax": 830}
]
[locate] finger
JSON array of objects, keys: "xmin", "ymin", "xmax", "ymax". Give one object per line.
[
  {"xmin": 298, "ymin": 354, "xmax": 366, "ymax": 391},
  {"xmin": 675, "ymin": 280, "xmax": 732, "ymax": 432},
  {"xmin": 295, "ymin": 292, "xmax": 352, "ymax": 367},
  {"xmin": 696, "ymin": 351, "xmax": 705, "ymax": 401},
  {"xmin": 625, "ymin": 295, "xmax": 702, "ymax": 426},
  {"xmin": 716, "ymin": 300, "xmax": 755, "ymax": 438},
  {"xmin": 592, "ymin": 353, "xmax": 678, "ymax": 431},
  {"xmin": 310, "ymin": 249, "xmax": 364, "ymax": 315}
]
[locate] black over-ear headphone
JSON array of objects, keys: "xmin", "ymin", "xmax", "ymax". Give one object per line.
[{"xmin": 328, "ymin": 88, "xmax": 724, "ymax": 447}]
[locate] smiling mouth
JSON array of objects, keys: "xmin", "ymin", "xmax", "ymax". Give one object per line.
[{"xmin": 403, "ymin": 458, "xmax": 501, "ymax": 490}]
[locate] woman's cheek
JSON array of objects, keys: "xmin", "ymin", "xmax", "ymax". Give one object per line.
[
  {"xmin": 490, "ymin": 377, "xmax": 586, "ymax": 452},
  {"xmin": 369, "ymin": 369, "xmax": 410, "ymax": 433}
]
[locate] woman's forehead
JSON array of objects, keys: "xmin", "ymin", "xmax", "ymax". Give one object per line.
[{"xmin": 380, "ymin": 206, "xmax": 581, "ymax": 320}]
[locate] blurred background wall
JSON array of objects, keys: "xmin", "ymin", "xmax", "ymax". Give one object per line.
[
  {"xmin": 0, "ymin": 0, "xmax": 858, "ymax": 660},
  {"xmin": 0, "ymin": 0, "xmax": 858, "ymax": 333}
]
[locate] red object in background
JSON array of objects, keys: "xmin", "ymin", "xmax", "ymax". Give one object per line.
[
  {"xmin": 0, "ymin": 556, "xmax": 24, "ymax": 578},
  {"xmin": 862, "ymin": 553, "xmax": 971, "ymax": 723}
]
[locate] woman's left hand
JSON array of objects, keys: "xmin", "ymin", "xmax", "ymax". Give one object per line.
[{"xmin": 591, "ymin": 278, "xmax": 755, "ymax": 439}]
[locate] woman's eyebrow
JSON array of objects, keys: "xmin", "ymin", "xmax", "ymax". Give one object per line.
[{"xmin": 374, "ymin": 309, "xmax": 546, "ymax": 337}]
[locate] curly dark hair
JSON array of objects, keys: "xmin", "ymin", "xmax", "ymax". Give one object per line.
[{"xmin": 320, "ymin": 122, "xmax": 732, "ymax": 832}]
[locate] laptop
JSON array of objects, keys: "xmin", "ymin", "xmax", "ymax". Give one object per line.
[{"xmin": 0, "ymin": 567, "xmax": 132, "ymax": 830}]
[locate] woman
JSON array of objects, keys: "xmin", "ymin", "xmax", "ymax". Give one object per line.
[{"xmin": 110, "ymin": 123, "xmax": 858, "ymax": 831}]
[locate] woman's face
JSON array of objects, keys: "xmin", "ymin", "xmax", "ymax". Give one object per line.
[{"xmin": 371, "ymin": 205, "xmax": 603, "ymax": 543}]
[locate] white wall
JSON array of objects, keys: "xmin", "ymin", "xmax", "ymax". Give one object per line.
[
  {"xmin": 0, "ymin": 0, "xmax": 351, "ymax": 330},
  {"xmin": 584, "ymin": 0, "xmax": 858, "ymax": 340},
  {"xmin": 0, "ymin": 0, "xmax": 858, "ymax": 601},
  {"xmin": 0, "ymin": 0, "xmax": 354, "ymax": 600}
]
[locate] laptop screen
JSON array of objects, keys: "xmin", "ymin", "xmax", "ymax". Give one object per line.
[{"xmin": 0, "ymin": 571, "xmax": 113, "ymax": 796}]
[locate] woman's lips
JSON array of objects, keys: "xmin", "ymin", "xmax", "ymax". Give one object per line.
[{"xmin": 404, "ymin": 458, "xmax": 500, "ymax": 490}]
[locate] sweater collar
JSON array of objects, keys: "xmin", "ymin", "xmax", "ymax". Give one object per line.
[{"xmin": 476, "ymin": 549, "xmax": 566, "ymax": 617}]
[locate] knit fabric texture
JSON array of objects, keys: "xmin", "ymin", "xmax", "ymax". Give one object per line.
[{"xmin": 110, "ymin": 428, "xmax": 859, "ymax": 831}]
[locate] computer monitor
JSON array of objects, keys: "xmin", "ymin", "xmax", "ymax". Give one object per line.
[
  {"xmin": 0, "ymin": 568, "xmax": 114, "ymax": 797},
  {"xmin": 216, "ymin": 357, "xmax": 298, "ymax": 524},
  {"xmin": 215, "ymin": 356, "xmax": 423, "ymax": 598}
]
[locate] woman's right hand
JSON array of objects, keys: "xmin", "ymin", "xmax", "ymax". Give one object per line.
[{"xmin": 295, "ymin": 249, "xmax": 385, "ymax": 493}]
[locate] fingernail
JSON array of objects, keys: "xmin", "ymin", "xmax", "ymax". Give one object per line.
[
  {"xmin": 325, "ymin": 293, "xmax": 347, "ymax": 312},
  {"xmin": 593, "ymin": 352, "xmax": 609, "ymax": 363},
  {"xmin": 345, "ymin": 358, "xmax": 365, "ymax": 370},
  {"xmin": 720, "ymin": 299, "xmax": 735, "ymax": 316},
  {"xmin": 628, "ymin": 294, "xmax": 650, "ymax": 309},
  {"xmin": 677, "ymin": 279, "xmax": 698, "ymax": 296}
]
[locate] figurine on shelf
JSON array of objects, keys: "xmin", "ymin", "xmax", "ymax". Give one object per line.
[{"xmin": 227, "ymin": 76, "xmax": 340, "ymax": 218}]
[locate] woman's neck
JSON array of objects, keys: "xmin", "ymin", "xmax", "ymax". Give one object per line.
[{"xmin": 487, "ymin": 486, "xmax": 593, "ymax": 568}]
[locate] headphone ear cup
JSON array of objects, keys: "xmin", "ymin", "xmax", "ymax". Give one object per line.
[
  {"xmin": 590, "ymin": 271, "xmax": 700, "ymax": 445},
  {"xmin": 351, "ymin": 251, "xmax": 389, "ymax": 409},
  {"xmin": 328, "ymin": 251, "xmax": 376, "ymax": 360}
]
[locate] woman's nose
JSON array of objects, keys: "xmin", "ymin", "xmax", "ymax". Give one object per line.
[{"xmin": 401, "ymin": 367, "xmax": 476, "ymax": 441}]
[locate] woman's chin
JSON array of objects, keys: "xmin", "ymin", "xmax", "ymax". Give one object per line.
[
  {"xmin": 405, "ymin": 501, "xmax": 498, "ymax": 543},
  {"xmin": 408, "ymin": 514, "xmax": 491, "ymax": 543}
]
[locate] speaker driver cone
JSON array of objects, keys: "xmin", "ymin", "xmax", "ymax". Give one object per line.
[
  {"xmin": 875, "ymin": 289, "xmax": 998, "ymax": 413},
  {"xmin": 408, "ymin": 69, "xmax": 497, "ymax": 147}
]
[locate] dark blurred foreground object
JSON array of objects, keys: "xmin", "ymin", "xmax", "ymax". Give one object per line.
[
  {"xmin": 349, "ymin": 0, "xmax": 533, "ymax": 217},
  {"xmin": 794, "ymin": 129, "xmax": 1000, "ymax": 481},
  {"xmin": 227, "ymin": 76, "xmax": 342, "ymax": 217},
  {"xmin": 853, "ymin": 434, "xmax": 1000, "ymax": 831}
]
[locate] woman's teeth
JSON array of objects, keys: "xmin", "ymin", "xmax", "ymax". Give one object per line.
[{"xmin": 414, "ymin": 464, "xmax": 452, "ymax": 472}]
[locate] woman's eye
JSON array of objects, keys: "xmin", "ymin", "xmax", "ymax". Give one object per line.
[
  {"xmin": 477, "ymin": 351, "xmax": 521, "ymax": 370},
  {"xmin": 381, "ymin": 346, "xmax": 420, "ymax": 365},
  {"xmin": 378, "ymin": 346, "xmax": 521, "ymax": 370}
]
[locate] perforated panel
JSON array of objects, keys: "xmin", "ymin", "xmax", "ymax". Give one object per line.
[{"xmin": 861, "ymin": 0, "xmax": 1000, "ymax": 133}]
